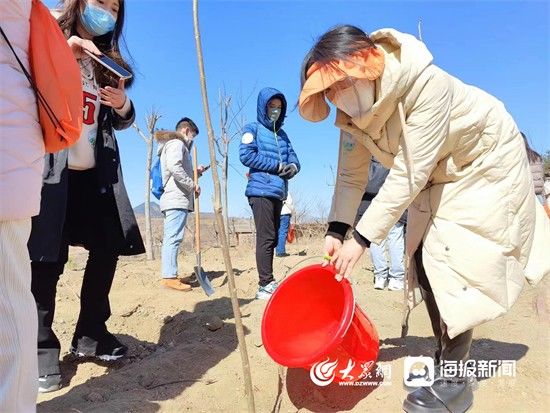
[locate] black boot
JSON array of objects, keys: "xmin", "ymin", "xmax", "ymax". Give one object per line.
[
  {"xmin": 406, "ymin": 248, "xmax": 474, "ymax": 412},
  {"xmin": 404, "ymin": 288, "xmax": 474, "ymax": 413},
  {"xmin": 403, "ymin": 375, "xmax": 473, "ymax": 413}
]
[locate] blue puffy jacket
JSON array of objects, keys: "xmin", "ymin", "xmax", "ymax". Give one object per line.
[{"xmin": 239, "ymin": 87, "xmax": 300, "ymax": 200}]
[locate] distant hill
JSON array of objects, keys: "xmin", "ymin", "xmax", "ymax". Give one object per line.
[
  {"xmin": 133, "ymin": 202, "xmax": 217, "ymax": 220},
  {"xmin": 133, "ymin": 202, "xmax": 162, "ymax": 218}
]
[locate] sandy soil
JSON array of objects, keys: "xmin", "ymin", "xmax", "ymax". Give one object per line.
[{"xmin": 36, "ymin": 238, "xmax": 550, "ymax": 412}]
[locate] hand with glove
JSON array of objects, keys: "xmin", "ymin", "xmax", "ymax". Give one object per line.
[{"xmin": 278, "ymin": 163, "xmax": 298, "ymax": 179}]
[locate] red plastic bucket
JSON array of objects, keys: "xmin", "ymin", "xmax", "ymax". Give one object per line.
[{"xmin": 261, "ymin": 264, "xmax": 379, "ymax": 383}]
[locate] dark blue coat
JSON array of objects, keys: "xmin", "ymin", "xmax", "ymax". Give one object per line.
[
  {"xmin": 239, "ymin": 87, "xmax": 300, "ymax": 200},
  {"xmin": 359, "ymin": 157, "xmax": 407, "ymax": 225}
]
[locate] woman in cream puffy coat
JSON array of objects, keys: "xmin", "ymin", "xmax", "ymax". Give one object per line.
[{"xmin": 299, "ymin": 25, "xmax": 550, "ymax": 413}]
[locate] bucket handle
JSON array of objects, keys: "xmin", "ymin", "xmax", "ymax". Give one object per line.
[{"xmin": 281, "ymin": 255, "xmax": 329, "ymax": 282}]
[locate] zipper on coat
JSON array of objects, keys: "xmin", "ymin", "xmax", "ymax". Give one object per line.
[{"xmin": 272, "ymin": 122, "xmax": 283, "ymax": 164}]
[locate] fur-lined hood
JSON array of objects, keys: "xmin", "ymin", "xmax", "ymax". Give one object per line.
[{"xmin": 154, "ymin": 130, "xmax": 192, "ymax": 155}]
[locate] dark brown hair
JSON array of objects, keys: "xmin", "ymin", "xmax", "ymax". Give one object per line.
[
  {"xmin": 56, "ymin": 0, "xmax": 134, "ymax": 88},
  {"xmin": 175, "ymin": 117, "xmax": 199, "ymax": 135},
  {"xmin": 300, "ymin": 25, "xmax": 376, "ymax": 87},
  {"xmin": 521, "ymin": 132, "xmax": 542, "ymax": 164}
]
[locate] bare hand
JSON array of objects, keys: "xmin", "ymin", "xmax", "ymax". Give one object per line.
[
  {"xmin": 322, "ymin": 235, "xmax": 343, "ymax": 266},
  {"xmin": 100, "ymin": 78, "xmax": 127, "ymax": 110},
  {"xmin": 329, "ymin": 237, "xmax": 366, "ymax": 281},
  {"xmin": 197, "ymin": 165, "xmax": 206, "ymax": 174},
  {"xmin": 67, "ymin": 35, "xmax": 101, "ymax": 59},
  {"xmin": 195, "ymin": 185, "xmax": 201, "ymax": 196}
]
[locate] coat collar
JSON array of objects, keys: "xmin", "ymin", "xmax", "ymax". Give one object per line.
[{"xmin": 154, "ymin": 130, "xmax": 193, "ymax": 149}]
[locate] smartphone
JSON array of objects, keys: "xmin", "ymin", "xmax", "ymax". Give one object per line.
[{"xmin": 84, "ymin": 49, "xmax": 133, "ymax": 80}]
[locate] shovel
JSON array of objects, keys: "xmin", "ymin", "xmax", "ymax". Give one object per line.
[{"xmin": 192, "ymin": 146, "xmax": 215, "ymax": 296}]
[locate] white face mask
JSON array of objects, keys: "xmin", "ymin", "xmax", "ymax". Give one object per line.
[{"xmin": 332, "ymin": 79, "xmax": 375, "ymax": 118}]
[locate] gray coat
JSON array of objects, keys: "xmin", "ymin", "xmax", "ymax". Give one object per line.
[
  {"xmin": 530, "ymin": 158, "xmax": 544, "ymax": 196},
  {"xmin": 155, "ymin": 131, "xmax": 196, "ymax": 212}
]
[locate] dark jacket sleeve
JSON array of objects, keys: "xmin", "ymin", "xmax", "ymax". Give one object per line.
[{"xmin": 112, "ymin": 100, "xmax": 136, "ymax": 131}]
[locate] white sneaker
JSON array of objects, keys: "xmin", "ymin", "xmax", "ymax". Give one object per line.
[
  {"xmin": 374, "ymin": 277, "xmax": 387, "ymax": 290},
  {"xmin": 256, "ymin": 280, "xmax": 278, "ymax": 300},
  {"xmin": 388, "ymin": 278, "xmax": 404, "ymax": 291}
]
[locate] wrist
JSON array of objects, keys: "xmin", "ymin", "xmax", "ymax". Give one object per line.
[
  {"xmin": 115, "ymin": 96, "xmax": 127, "ymax": 110},
  {"xmin": 114, "ymin": 97, "xmax": 131, "ymax": 117},
  {"xmin": 352, "ymin": 230, "xmax": 371, "ymax": 248},
  {"xmin": 326, "ymin": 221, "xmax": 350, "ymax": 242}
]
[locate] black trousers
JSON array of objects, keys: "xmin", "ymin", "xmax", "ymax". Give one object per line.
[
  {"xmin": 415, "ymin": 246, "xmax": 473, "ymax": 364},
  {"xmin": 31, "ymin": 170, "xmax": 120, "ymax": 376},
  {"xmin": 31, "ymin": 254, "xmax": 117, "ymax": 376},
  {"xmin": 249, "ymin": 196, "xmax": 283, "ymax": 287}
]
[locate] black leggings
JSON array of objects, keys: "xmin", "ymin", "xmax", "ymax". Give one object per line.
[{"xmin": 415, "ymin": 244, "xmax": 433, "ymax": 293}]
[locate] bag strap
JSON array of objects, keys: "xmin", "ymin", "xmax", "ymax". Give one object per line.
[
  {"xmin": 158, "ymin": 145, "xmax": 171, "ymax": 189},
  {"xmin": 0, "ymin": 25, "xmax": 62, "ymax": 130}
]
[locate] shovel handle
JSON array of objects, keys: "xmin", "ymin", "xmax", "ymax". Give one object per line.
[{"xmin": 193, "ymin": 146, "xmax": 200, "ymax": 250}]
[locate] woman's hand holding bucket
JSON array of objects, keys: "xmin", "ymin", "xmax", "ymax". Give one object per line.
[
  {"xmin": 323, "ymin": 236, "xmax": 366, "ymax": 281},
  {"xmin": 322, "ymin": 235, "xmax": 342, "ymax": 266}
]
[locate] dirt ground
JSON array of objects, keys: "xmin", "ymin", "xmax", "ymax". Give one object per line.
[{"xmin": 37, "ymin": 238, "xmax": 550, "ymax": 412}]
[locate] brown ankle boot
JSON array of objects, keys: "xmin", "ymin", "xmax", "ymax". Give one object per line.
[{"xmin": 161, "ymin": 278, "xmax": 192, "ymax": 291}]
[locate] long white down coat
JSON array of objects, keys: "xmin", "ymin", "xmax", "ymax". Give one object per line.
[{"xmin": 329, "ymin": 29, "xmax": 550, "ymax": 338}]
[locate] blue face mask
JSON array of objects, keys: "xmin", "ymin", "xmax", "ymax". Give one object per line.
[{"xmin": 80, "ymin": 3, "xmax": 116, "ymax": 37}]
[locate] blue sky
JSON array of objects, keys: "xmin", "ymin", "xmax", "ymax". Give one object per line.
[{"xmin": 46, "ymin": 0, "xmax": 549, "ymax": 217}]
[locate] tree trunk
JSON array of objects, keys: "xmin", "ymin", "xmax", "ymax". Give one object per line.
[
  {"xmin": 222, "ymin": 139, "xmax": 230, "ymax": 246},
  {"xmin": 144, "ymin": 138, "xmax": 154, "ymax": 260},
  {"xmin": 192, "ymin": 2, "xmax": 255, "ymax": 412}
]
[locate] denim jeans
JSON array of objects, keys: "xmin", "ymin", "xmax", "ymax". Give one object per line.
[
  {"xmin": 161, "ymin": 208, "xmax": 189, "ymax": 278},
  {"xmin": 276, "ymin": 214, "xmax": 291, "ymax": 255},
  {"xmin": 370, "ymin": 221, "xmax": 405, "ymax": 281}
]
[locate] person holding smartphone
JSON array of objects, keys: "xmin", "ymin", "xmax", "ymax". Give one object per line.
[
  {"xmin": 28, "ymin": 0, "xmax": 144, "ymax": 393},
  {"xmin": 156, "ymin": 117, "xmax": 207, "ymax": 291}
]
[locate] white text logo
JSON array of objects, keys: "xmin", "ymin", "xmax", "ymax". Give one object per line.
[{"xmin": 310, "ymin": 358, "xmax": 338, "ymax": 387}]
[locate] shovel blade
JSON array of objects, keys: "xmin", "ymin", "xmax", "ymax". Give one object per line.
[{"xmin": 194, "ymin": 254, "xmax": 214, "ymax": 296}]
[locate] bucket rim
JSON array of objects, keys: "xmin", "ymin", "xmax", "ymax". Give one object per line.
[{"xmin": 261, "ymin": 263, "xmax": 356, "ymax": 368}]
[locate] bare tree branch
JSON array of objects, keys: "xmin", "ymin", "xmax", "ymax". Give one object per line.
[
  {"xmin": 227, "ymin": 86, "xmax": 255, "ymax": 135},
  {"xmin": 133, "ymin": 108, "xmax": 163, "ymax": 261},
  {"xmin": 326, "ymin": 164, "xmax": 337, "ymax": 187},
  {"xmin": 132, "ymin": 122, "xmax": 150, "ymax": 143}
]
